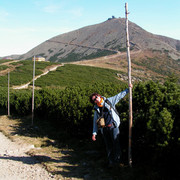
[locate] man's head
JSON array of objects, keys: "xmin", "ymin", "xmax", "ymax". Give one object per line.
[{"xmin": 90, "ymin": 93, "xmax": 102, "ymax": 105}]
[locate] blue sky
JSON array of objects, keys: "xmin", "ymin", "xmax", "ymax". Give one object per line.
[{"xmin": 0, "ymin": 0, "xmax": 180, "ymax": 57}]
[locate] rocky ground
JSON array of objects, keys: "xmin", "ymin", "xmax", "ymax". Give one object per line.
[{"xmin": 0, "ymin": 131, "xmax": 57, "ymax": 180}]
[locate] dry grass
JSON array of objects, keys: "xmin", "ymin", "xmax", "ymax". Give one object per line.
[{"xmin": 71, "ymin": 49, "xmax": 179, "ymax": 82}]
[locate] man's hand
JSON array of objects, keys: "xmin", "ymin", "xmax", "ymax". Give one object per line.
[
  {"xmin": 129, "ymin": 83, "xmax": 133, "ymax": 88},
  {"xmin": 92, "ymin": 134, "xmax": 96, "ymax": 141}
]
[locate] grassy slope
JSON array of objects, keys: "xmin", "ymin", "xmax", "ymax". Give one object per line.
[
  {"xmin": 0, "ymin": 60, "xmax": 61, "ymax": 87},
  {"xmin": 0, "ymin": 60, "xmax": 125, "ymax": 88},
  {"xmin": 34, "ymin": 64, "xmax": 124, "ymax": 88}
]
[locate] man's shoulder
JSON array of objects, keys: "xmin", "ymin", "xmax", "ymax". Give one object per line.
[{"xmin": 105, "ymin": 98, "xmax": 111, "ymax": 104}]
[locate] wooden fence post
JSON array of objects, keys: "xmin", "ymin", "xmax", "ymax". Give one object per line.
[
  {"xmin": 8, "ymin": 72, "xmax": 10, "ymax": 116},
  {"xmin": 32, "ymin": 56, "xmax": 35, "ymax": 126}
]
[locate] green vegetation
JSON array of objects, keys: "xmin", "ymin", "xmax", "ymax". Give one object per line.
[
  {"xmin": 0, "ymin": 65, "xmax": 8, "ymax": 71},
  {"xmin": 0, "ymin": 59, "xmax": 13, "ymax": 64},
  {"xmin": 49, "ymin": 51, "xmax": 66, "ymax": 62},
  {"xmin": 58, "ymin": 50, "xmax": 116, "ymax": 62},
  {"xmin": 132, "ymin": 56, "xmax": 180, "ymax": 77},
  {"xmin": 104, "ymin": 39, "xmax": 118, "ymax": 48},
  {"xmin": 176, "ymin": 43, "xmax": 180, "ymax": 51},
  {"xmin": 104, "ymin": 40, "xmax": 133, "ymax": 52},
  {"xmin": 113, "ymin": 45, "xmax": 127, "ymax": 52},
  {"xmin": 34, "ymin": 64, "xmax": 123, "ymax": 88},
  {"xmin": 48, "ymin": 49, "xmax": 54, "ymax": 53},
  {"xmin": 0, "ymin": 78, "xmax": 179, "ymax": 179},
  {"xmin": 0, "ymin": 60, "xmax": 61, "ymax": 87},
  {"xmin": 82, "ymin": 50, "xmax": 116, "ymax": 60},
  {"xmin": 58, "ymin": 52, "xmax": 82, "ymax": 62},
  {"xmin": 0, "ymin": 60, "xmax": 179, "ymax": 179}
]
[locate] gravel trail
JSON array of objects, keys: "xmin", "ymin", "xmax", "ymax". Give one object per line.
[{"xmin": 0, "ymin": 132, "xmax": 57, "ymax": 180}]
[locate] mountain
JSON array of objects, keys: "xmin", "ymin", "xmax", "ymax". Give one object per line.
[
  {"xmin": 13, "ymin": 18, "xmax": 179, "ymax": 82},
  {"xmin": 19, "ymin": 18, "xmax": 180, "ymax": 62}
]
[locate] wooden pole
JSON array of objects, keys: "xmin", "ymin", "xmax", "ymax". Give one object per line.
[
  {"xmin": 8, "ymin": 72, "xmax": 10, "ymax": 116},
  {"xmin": 32, "ymin": 56, "xmax": 35, "ymax": 126},
  {"xmin": 125, "ymin": 2, "xmax": 133, "ymax": 167}
]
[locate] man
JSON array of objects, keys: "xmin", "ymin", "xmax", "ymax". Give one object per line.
[{"xmin": 90, "ymin": 84, "xmax": 132, "ymax": 167}]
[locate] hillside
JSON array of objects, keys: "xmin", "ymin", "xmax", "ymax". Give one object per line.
[
  {"xmin": 19, "ymin": 18, "xmax": 180, "ymax": 62},
  {"xmin": 0, "ymin": 60, "xmax": 126, "ymax": 88},
  {"xmin": 72, "ymin": 49, "xmax": 180, "ymax": 82}
]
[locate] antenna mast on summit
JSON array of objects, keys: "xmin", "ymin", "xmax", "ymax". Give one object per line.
[{"xmin": 125, "ymin": 2, "xmax": 133, "ymax": 167}]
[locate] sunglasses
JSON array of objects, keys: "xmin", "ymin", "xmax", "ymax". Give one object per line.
[{"xmin": 92, "ymin": 95, "xmax": 98, "ymax": 102}]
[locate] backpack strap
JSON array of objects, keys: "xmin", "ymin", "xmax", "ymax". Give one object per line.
[
  {"xmin": 94, "ymin": 105, "xmax": 104, "ymax": 117},
  {"xmin": 105, "ymin": 99, "xmax": 119, "ymax": 116}
]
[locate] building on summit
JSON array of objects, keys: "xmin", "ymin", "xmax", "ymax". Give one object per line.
[{"xmin": 32, "ymin": 56, "xmax": 46, "ymax": 62}]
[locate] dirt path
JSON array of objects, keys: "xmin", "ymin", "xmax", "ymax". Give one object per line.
[
  {"xmin": 0, "ymin": 131, "xmax": 57, "ymax": 180},
  {"xmin": 0, "ymin": 60, "xmax": 20, "ymax": 76},
  {"xmin": 12, "ymin": 64, "xmax": 63, "ymax": 90}
]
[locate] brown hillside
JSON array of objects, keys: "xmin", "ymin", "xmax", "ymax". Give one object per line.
[{"xmin": 19, "ymin": 18, "xmax": 180, "ymax": 62}]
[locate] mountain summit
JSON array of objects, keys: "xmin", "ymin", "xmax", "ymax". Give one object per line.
[{"xmin": 19, "ymin": 18, "xmax": 180, "ymax": 62}]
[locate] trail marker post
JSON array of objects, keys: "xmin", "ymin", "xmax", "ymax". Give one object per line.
[
  {"xmin": 125, "ymin": 2, "xmax": 133, "ymax": 167},
  {"xmin": 8, "ymin": 72, "xmax": 10, "ymax": 116},
  {"xmin": 32, "ymin": 56, "xmax": 35, "ymax": 126}
]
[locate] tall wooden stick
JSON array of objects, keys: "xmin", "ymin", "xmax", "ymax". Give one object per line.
[
  {"xmin": 32, "ymin": 56, "xmax": 35, "ymax": 126},
  {"xmin": 8, "ymin": 72, "xmax": 10, "ymax": 116},
  {"xmin": 125, "ymin": 2, "xmax": 133, "ymax": 167}
]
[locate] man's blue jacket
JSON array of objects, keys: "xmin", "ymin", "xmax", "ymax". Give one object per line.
[{"xmin": 92, "ymin": 88, "xmax": 129, "ymax": 135}]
